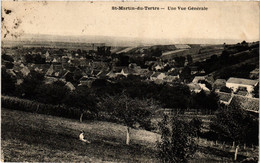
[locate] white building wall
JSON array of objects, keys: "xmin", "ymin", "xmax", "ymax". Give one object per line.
[{"xmin": 226, "ymin": 83, "xmax": 254, "ymax": 93}]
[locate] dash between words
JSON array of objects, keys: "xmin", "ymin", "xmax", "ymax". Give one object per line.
[{"xmin": 112, "ymin": 6, "xmax": 208, "ymax": 11}]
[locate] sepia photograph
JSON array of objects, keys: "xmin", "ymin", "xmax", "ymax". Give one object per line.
[{"xmin": 1, "ymin": 1, "xmax": 259, "ymax": 162}]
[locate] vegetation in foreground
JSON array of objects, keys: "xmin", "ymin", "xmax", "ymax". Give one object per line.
[{"xmin": 2, "ymin": 108, "xmax": 258, "ymax": 162}]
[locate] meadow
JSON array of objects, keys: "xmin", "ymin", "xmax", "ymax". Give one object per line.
[{"xmin": 2, "ymin": 108, "xmax": 257, "ymax": 162}]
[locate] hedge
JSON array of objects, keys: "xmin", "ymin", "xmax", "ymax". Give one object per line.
[{"xmin": 1, "ymin": 96, "xmax": 95, "ymax": 120}]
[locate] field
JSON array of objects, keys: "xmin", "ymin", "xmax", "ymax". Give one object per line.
[{"xmin": 1, "ymin": 108, "xmax": 257, "ymax": 162}]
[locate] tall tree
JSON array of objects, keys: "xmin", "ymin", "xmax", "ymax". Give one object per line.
[
  {"xmin": 1, "ymin": 68, "xmax": 16, "ymax": 95},
  {"xmin": 157, "ymin": 115, "xmax": 197, "ymax": 163},
  {"xmin": 174, "ymin": 56, "xmax": 186, "ymax": 67},
  {"xmin": 180, "ymin": 66, "xmax": 192, "ymax": 82},
  {"xmin": 16, "ymin": 70, "xmax": 44, "ymax": 99},
  {"xmin": 35, "ymin": 81, "xmax": 69, "ymax": 105},
  {"xmin": 99, "ymin": 92, "xmax": 158, "ymax": 145},
  {"xmin": 210, "ymin": 105, "xmax": 258, "ymax": 145},
  {"xmin": 187, "ymin": 55, "xmax": 193, "ymax": 64},
  {"xmin": 65, "ymin": 87, "xmax": 97, "ymax": 122}
]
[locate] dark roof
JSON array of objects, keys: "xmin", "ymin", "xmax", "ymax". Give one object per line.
[
  {"xmin": 229, "ymin": 95, "xmax": 259, "ymax": 112},
  {"xmin": 217, "ymin": 92, "xmax": 232, "ymax": 102},
  {"xmin": 151, "ymin": 72, "xmax": 163, "ymax": 78},
  {"xmin": 122, "ymin": 68, "xmax": 137, "ymax": 74},
  {"xmin": 214, "ymin": 79, "xmax": 227, "ymax": 89},
  {"xmin": 236, "ymin": 90, "xmax": 248, "ymax": 96},
  {"xmin": 214, "ymin": 79, "xmax": 226, "ymax": 85}
]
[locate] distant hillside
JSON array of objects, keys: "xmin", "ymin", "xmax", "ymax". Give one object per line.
[{"xmin": 2, "ymin": 33, "xmax": 251, "ymax": 47}]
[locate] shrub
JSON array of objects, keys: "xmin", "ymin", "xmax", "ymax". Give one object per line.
[
  {"xmin": 210, "ymin": 105, "xmax": 258, "ymax": 145},
  {"xmin": 157, "ymin": 114, "xmax": 197, "ymax": 163},
  {"xmin": 1, "ymin": 96, "xmax": 95, "ymax": 120}
]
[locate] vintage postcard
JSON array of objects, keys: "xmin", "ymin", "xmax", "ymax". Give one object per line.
[{"xmin": 1, "ymin": 1, "xmax": 259, "ymax": 162}]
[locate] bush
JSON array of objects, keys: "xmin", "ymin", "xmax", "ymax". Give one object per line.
[
  {"xmin": 35, "ymin": 81, "xmax": 69, "ymax": 105},
  {"xmin": 157, "ymin": 115, "xmax": 197, "ymax": 163},
  {"xmin": 2, "ymin": 68, "xmax": 16, "ymax": 96},
  {"xmin": 210, "ymin": 105, "xmax": 258, "ymax": 145},
  {"xmin": 189, "ymin": 117, "xmax": 202, "ymax": 137},
  {"xmin": 1, "ymin": 96, "xmax": 95, "ymax": 120}
]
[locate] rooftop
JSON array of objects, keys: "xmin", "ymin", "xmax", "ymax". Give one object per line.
[
  {"xmin": 229, "ymin": 95, "xmax": 259, "ymax": 112},
  {"xmin": 226, "ymin": 77, "xmax": 258, "ymax": 86},
  {"xmin": 217, "ymin": 92, "xmax": 232, "ymax": 102}
]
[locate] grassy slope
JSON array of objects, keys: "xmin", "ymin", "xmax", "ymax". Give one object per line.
[
  {"xmin": 2, "ymin": 108, "xmax": 158, "ymax": 162},
  {"xmin": 2, "ymin": 108, "xmax": 257, "ymax": 162}
]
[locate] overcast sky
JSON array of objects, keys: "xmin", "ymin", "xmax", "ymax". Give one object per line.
[{"xmin": 2, "ymin": 1, "xmax": 259, "ymax": 44}]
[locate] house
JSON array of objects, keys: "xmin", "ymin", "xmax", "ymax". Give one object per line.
[
  {"xmin": 138, "ymin": 68, "xmax": 151, "ymax": 77},
  {"xmin": 78, "ymin": 76, "xmax": 96, "ymax": 88},
  {"xmin": 116, "ymin": 68, "xmax": 129, "ymax": 77},
  {"xmin": 199, "ymin": 83, "xmax": 210, "ymax": 92},
  {"xmin": 142, "ymin": 70, "xmax": 153, "ymax": 80},
  {"xmin": 229, "ymin": 95, "xmax": 259, "ymax": 113},
  {"xmin": 96, "ymin": 70, "xmax": 109, "ymax": 79},
  {"xmin": 16, "ymin": 79, "xmax": 24, "ymax": 85},
  {"xmin": 150, "ymin": 72, "xmax": 166, "ymax": 81},
  {"xmin": 61, "ymin": 56, "xmax": 69, "ymax": 63},
  {"xmin": 106, "ymin": 71, "xmax": 117, "ymax": 79},
  {"xmin": 6, "ymin": 69, "xmax": 16, "ymax": 77},
  {"xmin": 213, "ymin": 79, "xmax": 227, "ymax": 91},
  {"xmin": 52, "ymin": 57, "xmax": 62, "ymax": 64},
  {"xmin": 189, "ymin": 66, "xmax": 206, "ymax": 75},
  {"xmin": 187, "ymin": 83, "xmax": 202, "ymax": 93},
  {"xmin": 154, "ymin": 79, "xmax": 164, "ymax": 85},
  {"xmin": 45, "ymin": 51, "xmax": 50, "ymax": 58},
  {"xmin": 236, "ymin": 89, "xmax": 248, "ymax": 96},
  {"xmin": 45, "ymin": 51, "xmax": 53, "ymax": 63},
  {"xmin": 192, "ymin": 76, "xmax": 206, "ymax": 83},
  {"xmin": 20, "ymin": 66, "xmax": 30, "ymax": 77},
  {"xmin": 116, "ymin": 67, "xmax": 139, "ymax": 77},
  {"xmin": 164, "ymin": 75, "xmax": 179, "ymax": 83},
  {"xmin": 45, "ymin": 64, "xmax": 66, "ymax": 78},
  {"xmin": 44, "ymin": 76, "xmax": 59, "ymax": 84},
  {"xmin": 46, "ymin": 64, "xmax": 54, "ymax": 76},
  {"xmin": 217, "ymin": 92, "xmax": 233, "ymax": 105},
  {"xmin": 154, "ymin": 65, "xmax": 163, "ymax": 71},
  {"xmin": 226, "ymin": 77, "xmax": 258, "ymax": 93},
  {"xmin": 190, "ymin": 66, "xmax": 199, "ymax": 75},
  {"xmin": 145, "ymin": 61, "xmax": 156, "ymax": 67}
]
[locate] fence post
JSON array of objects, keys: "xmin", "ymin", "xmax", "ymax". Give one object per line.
[
  {"xmin": 232, "ymin": 141, "xmax": 235, "ymax": 149},
  {"xmin": 243, "ymin": 144, "xmax": 246, "ymax": 150},
  {"xmin": 222, "ymin": 141, "xmax": 225, "ymax": 149},
  {"xmin": 234, "ymin": 145, "xmax": 239, "ymax": 161}
]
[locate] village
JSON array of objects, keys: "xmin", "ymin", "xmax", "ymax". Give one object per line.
[
  {"xmin": 1, "ymin": 40, "xmax": 259, "ymax": 162},
  {"xmin": 1, "ymin": 1, "xmax": 259, "ymax": 162},
  {"xmin": 2, "ymin": 41, "xmax": 259, "ymax": 113}
]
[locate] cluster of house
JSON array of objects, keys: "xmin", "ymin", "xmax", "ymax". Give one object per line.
[
  {"xmin": 3, "ymin": 45, "xmax": 259, "ymax": 113},
  {"xmin": 3, "ymin": 48, "xmax": 188, "ymax": 90},
  {"xmin": 188, "ymin": 75, "xmax": 259, "ymax": 113}
]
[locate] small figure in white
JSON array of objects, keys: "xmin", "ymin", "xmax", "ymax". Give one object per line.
[{"xmin": 79, "ymin": 131, "xmax": 91, "ymax": 143}]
